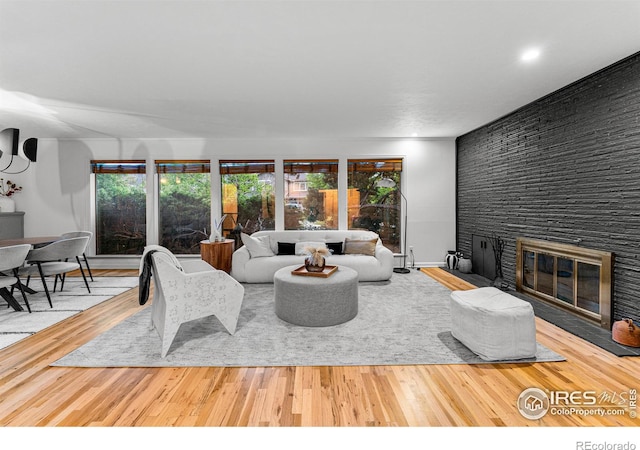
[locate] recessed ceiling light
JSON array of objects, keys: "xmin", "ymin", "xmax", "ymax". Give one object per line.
[
  {"xmin": 521, "ymin": 48, "xmax": 541, "ymax": 62},
  {"xmin": 411, "ymin": 132, "xmax": 418, "ymax": 137}
]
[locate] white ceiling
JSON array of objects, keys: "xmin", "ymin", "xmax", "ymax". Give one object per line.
[{"xmin": 1, "ymin": 0, "xmax": 639, "ymax": 140}]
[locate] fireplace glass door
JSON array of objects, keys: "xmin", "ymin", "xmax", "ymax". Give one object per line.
[
  {"xmin": 522, "ymin": 250, "xmax": 602, "ymax": 319},
  {"xmin": 556, "ymin": 257, "xmax": 574, "ymax": 305},
  {"xmin": 536, "ymin": 253, "xmax": 554, "ymax": 297},
  {"xmin": 516, "ymin": 238, "xmax": 612, "ymax": 329},
  {"xmin": 577, "ymin": 262, "xmax": 600, "ymax": 314}
]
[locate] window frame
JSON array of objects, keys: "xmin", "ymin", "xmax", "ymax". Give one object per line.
[
  {"xmin": 347, "ymin": 158, "xmax": 404, "ymax": 253},
  {"xmin": 89, "ymin": 157, "xmax": 406, "ymax": 256},
  {"xmin": 90, "ymin": 160, "xmax": 147, "ymax": 256},
  {"xmin": 155, "ymin": 160, "xmax": 212, "ymax": 255},
  {"xmin": 283, "ymin": 159, "xmax": 340, "ymax": 230},
  {"xmin": 219, "ymin": 160, "xmax": 276, "ymax": 240}
]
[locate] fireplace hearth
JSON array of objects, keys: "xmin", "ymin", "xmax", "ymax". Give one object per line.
[{"xmin": 515, "ymin": 237, "xmax": 614, "ymax": 329}]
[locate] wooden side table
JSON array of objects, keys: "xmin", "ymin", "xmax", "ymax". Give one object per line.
[{"xmin": 200, "ymin": 239, "xmax": 235, "ymax": 273}]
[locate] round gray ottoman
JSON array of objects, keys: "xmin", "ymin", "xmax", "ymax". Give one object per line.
[{"xmin": 274, "ymin": 265, "xmax": 358, "ymax": 327}]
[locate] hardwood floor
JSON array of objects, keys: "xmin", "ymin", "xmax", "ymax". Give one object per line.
[{"xmin": 0, "ymin": 268, "xmax": 638, "ymax": 427}]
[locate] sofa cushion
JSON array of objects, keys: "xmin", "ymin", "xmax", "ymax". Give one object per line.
[
  {"xmin": 241, "ymin": 233, "xmax": 275, "ymax": 258},
  {"xmin": 294, "ymin": 241, "xmax": 327, "ymax": 256},
  {"xmin": 344, "ymin": 238, "xmax": 377, "ymax": 256},
  {"xmin": 326, "ymin": 241, "xmax": 343, "ymax": 255},
  {"xmin": 277, "ymin": 242, "xmax": 296, "ymax": 255}
]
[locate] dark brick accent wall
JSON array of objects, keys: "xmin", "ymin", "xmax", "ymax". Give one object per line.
[{"xmin": 456, "ymin": 51, "xmax": 640, "ymax": 324}]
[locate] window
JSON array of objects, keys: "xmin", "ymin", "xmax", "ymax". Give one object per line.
[
  {"xmin": 284, "ymin": 160, "xmax": 339, "ymax": 230},
  {"xmin": 156, "ymin": 160, "xmax": 211, "ymax": 254},
  {"xmin": 90, "ymin": 157, "xmax": 403, "ymax": 256},
  {"xmin": 220, "ymin": 161, "xmax": 275, "ymax": 243},
  {"xmin": 291, "ymin": 181, "xmax": 307, "ymax": 192},
  {"xmin": 347, "ymin": 159, "xmax": 403, "ymax": 253},
  {"xmin": 92, "ymin": 160, "xmax": 146, "ymax": 255}
]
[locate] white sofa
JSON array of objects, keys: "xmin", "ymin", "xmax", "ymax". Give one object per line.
[{"xmin": 231, "ymin": 230, "xmax": 394, "ymax": 283}]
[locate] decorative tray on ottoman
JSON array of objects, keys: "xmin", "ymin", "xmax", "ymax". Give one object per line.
[{"xmin": 291, "ymin": 265, "xmax": 338, "ymax": 278}]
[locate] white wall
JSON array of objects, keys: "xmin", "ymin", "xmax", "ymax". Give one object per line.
[{"xmin": 9, "ymin": 137, "xmax": 456, "ymax": 269}]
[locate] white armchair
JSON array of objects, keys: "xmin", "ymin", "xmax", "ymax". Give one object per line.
[{"xmin": 141, "ymin": 245, "xmax": 245, "ymax": 357}]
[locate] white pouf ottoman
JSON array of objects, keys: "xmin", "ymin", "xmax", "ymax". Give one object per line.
[{"xmin": 450, "ymin": 287, "xmax": 537, "ymax": 361}]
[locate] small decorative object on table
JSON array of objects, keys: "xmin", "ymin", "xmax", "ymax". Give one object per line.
[
  {"xmin": 304, "ymin": 245, "xmax": 329, "ymax": 272},
  {"xmin": 210, "ymin": 214, "xmax": 227, "ymax": 242}
]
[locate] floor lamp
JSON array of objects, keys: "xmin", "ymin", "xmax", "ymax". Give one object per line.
[{"xmin": 376, "ymin": 178, "xmax": 410, "ymax": 274}]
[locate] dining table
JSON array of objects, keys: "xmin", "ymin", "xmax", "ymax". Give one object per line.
[
  {"xmin": 0, "ymin": 236, "xmax": 60, "ymax": 248},
  {"xmin": 0, "ymin": 235, "xmax": 61, "ymax": 310}
]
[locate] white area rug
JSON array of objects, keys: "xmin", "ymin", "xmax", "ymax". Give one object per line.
[
  {"xmin": 52, "ymin": 271, "xmax": 566, "ymax": 367},
  {"xmin": 0, "ymin": 277, "xmax": 138, "ymax": 350}
]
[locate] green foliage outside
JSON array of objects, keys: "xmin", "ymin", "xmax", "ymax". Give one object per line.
[
  {"xmin": 96, "ymin": 169, "xmax": 400, "ymax": 255},
  {"xmin": 348, "ymin": 171, "xmax": 401, "ymax": 253},
  {"xmin": 159, "ymin": 173, "xmax": 211, "ymax": 254},
  {"xmin": 348, "ymin": 171, "xmax": 400, "ymax": 207},
  {"xmin": 300, "ymin": 173, "xmax": 339, "ymax": 228},
  {"xmin": 222, "ymin": 174, "xmax": 275, "ymax": 235},
  {"xmin": 306, "ymin": 173, "xmax": 337, "ymax": 190},
  {"xmin": 95, "ymin": 173, "xmax": 146, "ymax": 255}
]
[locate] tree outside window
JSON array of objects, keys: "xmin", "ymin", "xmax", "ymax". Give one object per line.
[
  {"xmin": 284, "ymin": 160, "xmax": 339, "ymax": 230},
  {"xmin": 348, "ymin": 159, "xmax": 403, "ymax": 253},
  {"xmin": 220, "ymin": 161, "xmax": 275, "ymax": 248},
  {"xmin": 157, "ymin": 161, "xmax": 211, "ymax": 254},
  {"xmin": 92, "ymin": 161, "xmax": 146, "ymax": 255},
  {"xmin": 91, "ymin": 158, "xmax": 402, "ymax": 256}
]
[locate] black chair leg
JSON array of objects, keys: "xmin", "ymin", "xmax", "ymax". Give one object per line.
[
  {"xmin": 36, "ymin": 263, "xmax": 53, "ymax": 308},
  {"xmin": 0, "ymin": 287, "xmax": 24, "ymax": 311},
  {"xmin": 56, "ymin": 259, "xmax": 66, "ymax": 292},
  {"xmin": 13, "ymin": 268, "xmax": 31, "ymax": 313},
  {"xmin": 76, "ymin": 256, "xmax": 91, "ymax": 293},
  {"xmin": 83, "ymin": 253, "xmax": 94, "ymax": 282},
  {"xmin": 22, "ymin": 275, "xmax": 37, "ymax": 295}
]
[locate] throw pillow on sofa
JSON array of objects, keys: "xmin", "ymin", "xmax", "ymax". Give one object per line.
[
  {"xmin": 277, "ymin": 242, "xmax": 296, "ymax": 255},
  {"xmin": 241, "ymin": 232, "xmax": 275, "ymax": 258},
  {"xmin": 344, "ymin": 238, "xmax": 377, "ymax": 256},
  {"xmin": 326, "ymin": 242, "xmax": 343, "ymax": 255}
]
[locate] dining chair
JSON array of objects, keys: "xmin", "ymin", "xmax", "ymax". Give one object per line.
[
  {"xmin": 19, "ymin": 237, "xmax": 91, "ymax": 308},
  {"xmin": 59, "ymin": 231, "xmax": 94, "ymax": 281},
  {"xmin": 0, "ymin": 244, "xmax": 32, "ymax": 312}
]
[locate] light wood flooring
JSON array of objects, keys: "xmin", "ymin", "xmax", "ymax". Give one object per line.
[{"xmin": 0, "ymin": 268, "xmax": 638, "ymax": 426}]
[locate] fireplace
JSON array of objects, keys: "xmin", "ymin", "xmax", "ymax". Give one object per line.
[{"xmin": 515, "ymin": 238, "xmax": 613, "ymax": 329}]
